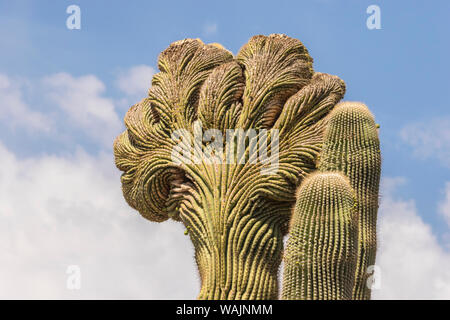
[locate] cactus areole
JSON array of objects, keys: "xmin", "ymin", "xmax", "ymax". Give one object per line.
[{"xmin": 113, "ymin": 34, "xmax": 381, "ymax": 300}]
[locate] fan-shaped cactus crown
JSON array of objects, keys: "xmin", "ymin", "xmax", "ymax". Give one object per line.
[{"xmin": 114, "ymin": 34, "xmax": 345, "ymax": 222}]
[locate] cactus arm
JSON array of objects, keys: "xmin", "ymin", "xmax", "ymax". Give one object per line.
[
  {"xmin": 282, "ymin": 172, "xmax": 357, "ymax": 300},
  {"xmin": 318, "ymin": 102, "xmax": 381, "ymax": 299}
]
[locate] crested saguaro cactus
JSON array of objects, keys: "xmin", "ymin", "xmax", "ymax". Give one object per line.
[{"xmin": 114, "ymin": 34, "xmax": 381, "ymax": 300}]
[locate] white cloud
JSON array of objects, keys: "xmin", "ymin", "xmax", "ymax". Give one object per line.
[
  {"xmin": 203, "ymin": 22, "xmax": 218, "ymax": 36},
  {"xmin": 116, "ymin": 65, "xmax": 155, "ymax": 98},
  {"xmin": 439, "ymin": 182, "xmax": 450, "ymax": 228},
  {"xmin": 373, "ymin": 177, "xmax": 450, "ymax": 299},
  {"xmin": 0, "ymin": 68, "xmax": 152, "ymax": 148},
  {"xmin": 43, "ymin": 73, "xmax": 122, "ymax": 147},
  {"xmin": 0, "ymin": 73, "xmax": 50, "ymax": 131},
  {"xmin": 400, "ymin": 118, "xmax": 450, "ymax": 166},
  {"xmin": 0, "ymin": 141, "xmax": 198, "ymax": 299}
]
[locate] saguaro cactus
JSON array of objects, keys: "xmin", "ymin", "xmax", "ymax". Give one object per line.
[{"xmin": 114, "ymin": 34, "xmax": 381, "ymax": 300}]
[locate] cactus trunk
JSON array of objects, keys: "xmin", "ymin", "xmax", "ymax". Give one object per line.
[{"xmin": 193, "ymin": 207, "xmax": 284, "ymax": 299}]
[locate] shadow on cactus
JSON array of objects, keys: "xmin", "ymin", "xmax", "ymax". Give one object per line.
[{"xmin": 113, "ymin": 34, "xmax": 381, "ymax": 300}]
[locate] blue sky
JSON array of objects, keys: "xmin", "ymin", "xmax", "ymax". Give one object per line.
[{"xmin": 0, "ymin": 0, "xmax": 449, "ymax": 299}]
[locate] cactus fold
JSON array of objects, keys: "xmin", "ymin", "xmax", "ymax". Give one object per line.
[{"xmin": 113, "ymin": 34, "xmax": 381, "ymax": 300}]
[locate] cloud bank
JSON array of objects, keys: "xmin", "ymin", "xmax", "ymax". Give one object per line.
[
  {"xmin": 43, "ymin": 73, "xmax": 122, "ymax": 147},
  {"xmin": 0, "ymin": 73, "xmax": 50, "ymax": 132},
  {"xmin": 0, "ymin": 141, "xmax": 199, "ymax": 299},
  {"xmin": 373, "ymin": 177, "xmax": 450, "ymax": 299}
]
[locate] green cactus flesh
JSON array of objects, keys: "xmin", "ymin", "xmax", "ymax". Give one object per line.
[
  {"xmin": 318, "ymin": 103, "xmax": 381, "ymax": 299},
  {"xmin": 282, "ymin": 172, "xmax": 357, "ymax": 300},
  {"xmin": 113, "ymin": 34, "xmax": 381, "ymax": 300}
]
